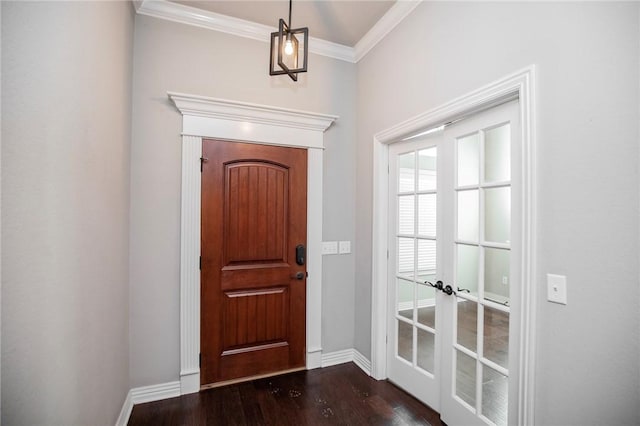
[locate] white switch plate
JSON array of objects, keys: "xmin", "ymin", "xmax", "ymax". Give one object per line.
[
  {"xmin": 339, "ymin": 241, "xmax": 351, "ymax": 254},
  {"xmin": 547, "ymin": 273, "xmax": 567, "ymax": 305},
  {"xmin": 322, "ymin": 241, "xmax": 338, "ymax": 255}
]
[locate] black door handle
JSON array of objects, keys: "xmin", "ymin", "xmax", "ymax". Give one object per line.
[
  {"xmin": 291, "ymin": 271, "xmax": 305, "ymax": 280},
  {"xmin": 424, "ymin": 280, "xmax": 456, "ymax": 296}
]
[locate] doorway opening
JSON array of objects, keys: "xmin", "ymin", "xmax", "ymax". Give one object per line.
[
  {"xmin": 169, "ymin": 92, "xmax": 337, "ymax": 394},
  {"xmin": 371, "ymin": 67, "xmax": 537, "ymax": 425}
]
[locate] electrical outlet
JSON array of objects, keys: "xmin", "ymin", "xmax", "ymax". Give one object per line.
[
  {"xmin": 502, "ymin": 276, "xmax": 508, "ymax": 285},
  {"xmin": 339, "ymin": 241, "xmax": 351, "ymax": 254}
]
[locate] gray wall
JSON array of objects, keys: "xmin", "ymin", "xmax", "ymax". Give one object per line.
[
  {"xmin": 355, "ymin": 2, "xmax": 639, "ymax": 425},
  {"xmin": 129, "ymin": 15, "xmax": 357, "ymax": 387},
  {"xmin": 1, "ymin": 2, "xmax": 134, "ymax": 424}
]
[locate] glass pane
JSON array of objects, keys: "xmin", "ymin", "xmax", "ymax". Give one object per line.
[
  {"xmin": 457, "ymin": 190, "xmax": 479, "ymax": 242},
  {"xmin": 418, "ymin": 147, "xmax": 437, "ymax": 191},
  {"xmin": 484, "ymin": 247, "xmax": 510, "ymax": 305},
  {"xmin": 398, "ymin": 195, "xmax": 415, "ymax": 235},
  {"xmin": 457, "ymin": 133, "xmax": 479, "ymax": 186},
  {"xmin": 397, "ymin": 320, "xmax": 413, "ymax": 363},
  {"xmin": 418, "ymin": 194, "xmax": 437, "ymax": 237},
  {"xmin": 397, "ymin": 237, "xmax": 414, "ymax": 280},
  {"xmin": 485, "ymin": 124, "xmax": 511, "ymax": 183},
  {"xmin": 398, "ymin": 152, "xmax": 415, "ymax": 192},
  {"xmin": 417, "ymin": 283, "xmax": 436, "ymax": 329},
  {"xmin": 417, "ymin": 239, "xmax": 436, "ymax": 281},
  {"xmin": 484, "ymin": 306, "xmax": 509, "ymax": 369},
  {"xmin": 456, "ymin": 244, "xmax": 479, "ymax": 295},
  {"xmin": 456, "ymin": 350, "xmax": 477, "ymax": 408},
  {"xmin": 485, "ymin": 187, "xmax": 511, "ymax": 244},
  {"xmin": 457, "ymin": 299, "xmax": 477, "ymax": 352},
  {"xmin": 482, "ymin": 365, "xmax": 508, "ymax": 426},
  {"xmin": 397, "ymin": 279, "xmax": 414, "ymax": 321},
  {"xmin": 417, "ymin": 329, "xmax": 435, "ymax": 374}
]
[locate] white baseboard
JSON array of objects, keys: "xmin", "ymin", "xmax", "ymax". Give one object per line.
[
  {"xmin": 115, "ymin": 381, "xmax": 181, "ymax": 426},
  {"xmin": 352, "ymin": 349, "xmax": 372, "ymax": 376},
  {"xmin": 321, "ymin": 348, "xmax": 372, "ymax": 376},
  {"xmin": 115, "ymin": 390, "xmax": 133, "ymax": 426},
  {"xmin": 321, "ymin": 349, "xmax": 354, "ymax": 367}
]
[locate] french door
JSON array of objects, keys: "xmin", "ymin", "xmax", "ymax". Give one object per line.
[{"xmin": 387, "ymin": 101, "xmax": 520, "ymax": 425}]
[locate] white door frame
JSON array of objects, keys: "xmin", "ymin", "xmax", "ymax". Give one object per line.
[
  {"xmin": 169, "ymin": 92, "xmax": 338, "ymax": 395},
  {"xmin": 371, "ymin": 66, "xmax": 537, "ymax": 424}
]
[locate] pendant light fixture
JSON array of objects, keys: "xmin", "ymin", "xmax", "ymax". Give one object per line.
[{"xmin": 269, "ymin": 0, "xmax": 308, "ymax": 81}]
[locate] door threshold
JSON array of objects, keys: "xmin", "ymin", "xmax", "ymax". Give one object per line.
[{"xmin": 200, "ymin": 367, "xmax": 306, "ymax": 390}]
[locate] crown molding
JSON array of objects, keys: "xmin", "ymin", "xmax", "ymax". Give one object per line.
[
  {"xmin": 136, "ymin": 0, "xmax": 420, "ymax": 64},
  {"xmin": 168, "ymin": 92, "xmax": 338, "ymax": 132},
  {"xmin": 136, "ymin": 0, "xmax": 356, "ymax": 62},
  {"xmin": 353, "ymin": 0, "xmax": 422, "ymax": 62}
]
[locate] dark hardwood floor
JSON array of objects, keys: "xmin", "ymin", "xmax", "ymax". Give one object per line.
[{"xmin": 128, "ymin": 363, "xmax": 443, "ymax": 426}]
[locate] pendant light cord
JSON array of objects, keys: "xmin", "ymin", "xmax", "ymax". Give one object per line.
[{"xmin": 288, "ymin": 0, "xmax": 292, "ymax": 28}]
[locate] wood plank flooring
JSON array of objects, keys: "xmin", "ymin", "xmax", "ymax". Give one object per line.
[{"xmin": 128, "ymin": 363, "xmax": 443, "ymax": 425}]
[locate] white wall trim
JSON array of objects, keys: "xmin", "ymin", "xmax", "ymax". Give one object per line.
[
  {"xmin": 321, "ymin": 349, "xmax": 353, "ymax": 368},
  {"xmin": 353, "ymin": 1, "xmax": 422, "ymax": 63},
  {"xmin": 321, "ymin": 349, "xmax": 372, "ymax": 376},
  {"xmin": 115, "ymin": 382, "xmax": 182, "ymax": 426},
  {"xmin": 131, "ymin": 381, "xmax": 182, "ymax": 404},
  {"xmin": 169, "ymin": 92, "xmax": 337, "ymax": 395},
  {"xmin": 352, "ymin": 349, "xmax": 372, "ymax": 375},
  {"xmin": 136, "ymin": 0, "xmax": 421, "ymax": 64},
  {"xmin": 115, "ymin": 391, "xmax": 133, "ymax": 426},
  {"xmin": 136, "ymin": 0, "xmax": 355, "ymax": 63},
  {"xmin": 370, "ymin": 66, "xmax": 537, "ymax": 425}
]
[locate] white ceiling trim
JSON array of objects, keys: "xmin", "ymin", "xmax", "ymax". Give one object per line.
[
  {"xmin": 136, "ymin": 0, "xmax": 356, "ymax": 62},
  {"xmin": 135, "ymin": 0, "xmax": 421, "ymax": 64},
  {"xmin": 353, "ymin": 1, "xmax": 422, "ymax": 63}
]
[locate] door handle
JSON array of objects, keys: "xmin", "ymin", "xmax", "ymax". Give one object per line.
[
  {"xmin": 291, "ymin": 271, "xmax": 305, "ymax": 280},
  {"xmin": 424, "ymin": 279, "xmax": 456, "ymax": 296}
]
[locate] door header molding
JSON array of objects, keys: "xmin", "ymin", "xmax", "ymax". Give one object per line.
[{"xmin": 169, "ymin": 92, "xmax": 338, "ymax": 149}]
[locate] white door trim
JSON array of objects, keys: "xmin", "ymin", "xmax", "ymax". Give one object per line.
[
  {"xmin": 169, "ymin": 92, "xmax": 338, "ymax": 395},
  {"xmin": 371, "ymin": 66, "xmax": 537, "ymax": 425}
]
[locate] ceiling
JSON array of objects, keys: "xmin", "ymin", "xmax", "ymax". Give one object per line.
[{"xmin": 171, "ymin": 1, "xmax": 396, "ymax": 47}]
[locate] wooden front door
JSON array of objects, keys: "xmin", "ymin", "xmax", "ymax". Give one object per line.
[{"xmin": 200, "ymin": 138, "xmax": 308, "ymax": 386}]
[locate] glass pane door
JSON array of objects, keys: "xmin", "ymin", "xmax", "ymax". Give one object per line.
[
  {"xmin": 387, "ymin": 135, "xmax": 443, "ymax": 408},
  {"xmin": 387, "ymin": 101, "xmax": 520, "ymax": 426},
  {"xmin": 441, "ymin": 101, "xmax": 519, "ymax": 426}
]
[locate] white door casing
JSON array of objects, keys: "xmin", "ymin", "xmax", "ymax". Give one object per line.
[
  {"xmin": 169, "ymin": 92, "xmax": 338, "ymax": 394},
  {"xmin": 371, "ymin": 66, "xmax": 536, "ymax": 424}
]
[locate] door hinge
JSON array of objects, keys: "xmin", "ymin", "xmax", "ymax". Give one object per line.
[
  {"xmin": 200, "ymin": 156, "xmax": 208, "ymax": 172},
  {"xmin": 387, "ymin": 250, "xmax": 389, "ymax": 259},
  {"xmin": 199, "ymin": 353, "xmax": 202, "ymax": 368},
  {"xmin": 199, "ymin": 256, "xmax": 202, "ymax": 270}
]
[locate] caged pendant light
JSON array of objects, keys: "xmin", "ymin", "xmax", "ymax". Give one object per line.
[{"xmin": 269, "ymin": 0, "xmax": 309, "ymax": 81}]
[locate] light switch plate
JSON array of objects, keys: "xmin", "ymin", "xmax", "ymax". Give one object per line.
[
  {"xmin": 547, "ymin": 273, "xmax": 567, "ymax": 305},
  {"xmin": 322, "ymin": 241, "xmax": 338, "ymax": 255},
  {"xmin": 339, "ymin": 241, "xmax": 351, "ymax": 254}
]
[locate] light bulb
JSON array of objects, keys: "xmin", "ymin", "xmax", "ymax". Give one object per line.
[{"xmin": 284, "ymin": 39, "xmax": 294, "ymax": 56}]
